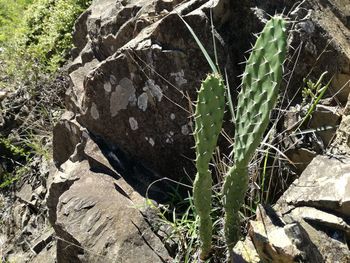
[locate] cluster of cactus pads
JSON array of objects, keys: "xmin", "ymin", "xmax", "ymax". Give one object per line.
[{"xmin": 192, "ymin": 16, "xmax": 287, "ymax": 260}]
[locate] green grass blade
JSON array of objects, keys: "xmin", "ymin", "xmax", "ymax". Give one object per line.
[
  {"xmin": 177, "ymin": 13, "xmax": 218, "ymax": 74},
  {"xmin": 225, "ymin": 68, "xmax": 235, "ymax": 123}
]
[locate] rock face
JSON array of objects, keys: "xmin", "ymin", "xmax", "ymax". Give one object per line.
[
  {"xmin": 66, "ymin": 0, "xmax": 234, "ymax": 180},
  {"xmin": 276, "ymin": 155, "xmax": 350, "ymax": 218},
  {"xmin": 234, "ymin": 156, "xmax": 350, "ymax": 263},
  {"xmin": 47, "ymin": 133, "xmax": 171, "ymax": 263},
  {"xmin": 63, "ymin": 0, "xmax": 350, "ymax": 181}
]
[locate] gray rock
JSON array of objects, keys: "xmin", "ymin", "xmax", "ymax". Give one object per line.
[
  {"xmin": 53, "ymin": 111, "xmax": 85, "ymax": 167},
  {"xmin": 285, "ymin": 147, "xmax": 317, "ymax": 174},
  {"xmin": 276, "ymin": 155, "xmax": 350, "ymax": 217},
  {"xmin": 246, "ymin": 205, "xmax": 323, "ymax": 263},
  {"xmin": 308, "ymin": 105, "xmax": 341, "ymax": 147},
  {"xmin": 31, "ymin": 228, "xmax": 54, "ymax": 254},
  {"xmin": 235, "ymin": 154, "xmax": 350, "ymax": 262},
  {"xmin": 16, "ymin": 184, "xmax": 33, "ymax": 204},
  {"xmin": 65, "ymin": 0, "xmax": 231, "ymax": 180},
  {"xmin": 274, "ymin": 155, "xmax": 350, "ymax": 262},
  {"xmin": 31, "ymin": 240, "xmax": 56, "ymax": 263},
  {"xmin": 232, "ymin": 236, "xmax": 261, "ymax": 263},
  {"xmin": 47, "ymin": 136, "xmax": 171, "ymax": 263}
]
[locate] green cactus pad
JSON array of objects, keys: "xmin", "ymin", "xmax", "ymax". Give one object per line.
[
  {"xmin": 193, "ymin": 73, "xmax": 225, "ymax": 259},
  {"xmin": 223, "ymin": 16, "xmax": 287, "ymax": 254},
  {"xmin": 223, "ymin": 165, "xmax": 248, "ymax": 247},
  {"xmin": 234, "ymin": 16, "xmax": 287, "ymax": 166}
]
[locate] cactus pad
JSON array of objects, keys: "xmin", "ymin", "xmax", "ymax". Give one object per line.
[
  {"xmin": 193, "ymin": 73, "xmax": 225, "ymax": 259},
  {"xmin": 234, "ymin": 16, "xmax": 287, "ymax": 165},
  {"xmin": 223, "ymin": 16, "xmax": 287, "ymax": 254}
]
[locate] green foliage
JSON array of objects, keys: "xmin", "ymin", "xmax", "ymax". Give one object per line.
[
  {"xmin": 300, "ymin": 71, "xmax": 331, "ymax": 127},
  {"xmin": 0, "ymin": 136, "xmax": 30, "ymax": 188},
  {"xmin": 23, "ymin": 0, "xmax": 91, "ymax": 71},
  {"xmin": 0, "ymin": 172, "xmax": 18, "ymax": 188},
  {"xmin": 0, "ymin": 0, "xmax": 33, "ymax": 42},
  {"xmin": 0, "ymin": 0, "xmax": 84, "ymax": 189},
  {"xmin": 148, "ymin": 195, "xmax": 200, "ymax": 263},
  {"xmin": 0, "ymin": 136, "xmax": 29, "ymax": 158},
  {"xmin": 0, "ymin": 0, "xmax": 91, "ymax": 79}
]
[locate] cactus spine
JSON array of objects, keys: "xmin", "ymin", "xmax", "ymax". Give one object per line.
[
  {"xmin": 193, "ymin": 73, "xmax": 225, "ymax": 259},
  {"xmin": 223, "ymin": 16, "xmax": 287, "ymax": 253}
]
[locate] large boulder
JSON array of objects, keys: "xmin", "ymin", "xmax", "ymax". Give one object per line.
[
  {"xmin": 47, "ymin": 132, "xmax": 171, "ymax": 263},
  {"xmin": 66, "ymin": 0, "xmax": 233, "ymax": 180}
]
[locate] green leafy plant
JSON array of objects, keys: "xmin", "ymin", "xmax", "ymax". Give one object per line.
[
  {"xmin": 0, "ymin": 0, "xmax": 91, "ymax": 80},
  {"xmin": 0, "ymin": 136, "xmax": 30, "ymax": 188},
  {"xmin": 180, "ymin": 14, "xmax": 288, "ymax": 261},
  {"xmin": 23, "ymin": 0, "xmax": 91, "ymax": 71},
  {"xmin": 0, "ymin": 0, "xmax": 90, "ymax": 189},
  {"xmin": 300, "ymin": 71, "xmax": 331, "ymax": 127}
]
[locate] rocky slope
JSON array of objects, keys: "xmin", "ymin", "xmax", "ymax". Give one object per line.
[{"xmin": 1, "ymin": 0, "xmax": 350, "ymax": 262}]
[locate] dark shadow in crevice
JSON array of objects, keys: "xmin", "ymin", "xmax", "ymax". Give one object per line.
[
  {"xmin": 304, "ymin": 218, "xmax": 350, "ymax": 250},
  {"xmin": 262, "ymin": 204, "xmax": 286, "ymax": 227},
  {"xmin": 86, "ymin": 157, "xmax": 121, "ymax": 180},
  {"xmin": 88, "ymin": 131, "xmax": 178, "ymax": 204}
]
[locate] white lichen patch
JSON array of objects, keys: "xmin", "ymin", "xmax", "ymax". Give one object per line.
[
  {"xmin": 181, "ymin": 124, "xmax": 190, "ymax": 135},
  {"xmin": 165, "ymin": 131, "xmax": 174, "ymax": 144},
  {"xmin": 336, "ymin": 173, "xmax": 350, "ymax": 198},
  {"xmin": 110, "ymin": 75, "xmax": 117, "ymax": 85},
  {"xmin": 71, "ymin": 125, "xmax": 77, "ymax": 135},
  {"xmin": 128, "ymin": 93, "xmax": 137, "ymax": 106},
  {"xmin": 148, "ymin": 137, "xmax": 155, "ymax": 146},
  {"xmin": 110, "ymin": 77, "xmax": 136, "ymax": 117},
  {"xmin": 119, "ymin": 77, "xmax": 134, "ymax": 90},
  {"xmin": 138, "ymin": 93, "xmax": 148, "ymax": 111},
  {"xmin": 145, "ymin": 136, "xmax": 155, "ymax": 146},
  {"xmin": 91, "ymin": 103, "xmax": 100, "ymax": 120},
  {"xmin": 144, "ymin": 79, "xmax": 163, "ymax": 102},
  {"xmin": 129, "ymin": 117, "xmax": 138, "ymax": 131},
  {"xmin": 171, "ymin": 70, "xmax": 187, "ymax": 86},
  {"xmin": 170, "ymin": 113, "xmax": 176, "ymax": 120},
  {"xmin": 104, "ymin": 82, "xmax": 112, "ymax": 92}
]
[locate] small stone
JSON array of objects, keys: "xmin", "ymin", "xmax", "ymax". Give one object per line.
[{"xmin": 16, "ymin": 184, "xmax": 33, "ymax": 204}]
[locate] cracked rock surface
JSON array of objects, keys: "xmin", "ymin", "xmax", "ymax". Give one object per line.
[{"xmin": 234, "ymin": 156, "xmax": 350, "ymax": 263}]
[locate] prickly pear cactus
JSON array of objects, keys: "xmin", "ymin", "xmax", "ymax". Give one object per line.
[
  {"xmin": 193, "ymin": 73, "xmax": 225, "ymax": 259},
  {"xmin": 223, "ymin": 16, "xmax": 287, "ymax": 253}
]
